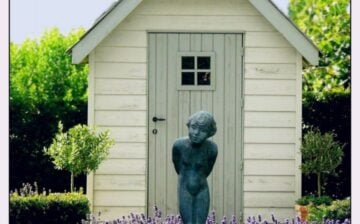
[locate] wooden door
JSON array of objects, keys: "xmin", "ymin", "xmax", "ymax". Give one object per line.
[{"xmin": 148, "ymin": 32, "xmax": 244, "ymax": 219}]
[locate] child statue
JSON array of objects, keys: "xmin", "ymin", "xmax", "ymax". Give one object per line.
[{"xmin": 172, "ymin": 111, "xmax": 218, "ymax": 224}]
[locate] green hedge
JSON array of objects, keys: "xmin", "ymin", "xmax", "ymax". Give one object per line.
[{"xmin": 10, "ymin": 192, "xmax": 90, "ymax": 224}]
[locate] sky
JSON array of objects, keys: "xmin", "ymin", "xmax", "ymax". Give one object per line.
[{"xmin": 10, "ymin": 0, "xmax": 290, "ymax": 43}]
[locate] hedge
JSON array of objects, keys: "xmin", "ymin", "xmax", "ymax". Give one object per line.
[{"xmin": 10, "ymin": 192, "xmax": 90, "ymax": 224}]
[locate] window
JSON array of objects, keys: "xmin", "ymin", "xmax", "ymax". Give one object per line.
[{"xmin": 177, "ymin": 52, "xmax": 215, "ymax": 90}]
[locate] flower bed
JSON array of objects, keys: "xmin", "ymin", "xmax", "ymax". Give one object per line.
[{"xmin": 81, "ymin": 206, "xmax": 350, "ymax": 224}]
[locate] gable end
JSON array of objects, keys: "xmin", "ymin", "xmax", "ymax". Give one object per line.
[
  {"xmin": 69, "ymin": 0, "xmax": 143, "ymax": 64},
  {"xmin": 249, "ymin": 0, "xmax": 319, "ymax": 65}
]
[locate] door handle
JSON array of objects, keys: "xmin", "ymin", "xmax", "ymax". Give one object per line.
[{"xmin": 152, "ymin": 117, "xmax": 166, "ymax": 122}]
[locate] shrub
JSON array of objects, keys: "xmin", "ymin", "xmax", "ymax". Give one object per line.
[
  {"xmin": 44, "ymin": 122, "xmax": 115, "ymax": 192},
  {"xmin": 296, "ymin": 195, "xmax": 333, "ymax": 206},
  {"xmin": 307, "ymin": 198, "xmax": 351, "ymax": 223},
  {"xmin": 326, "ymin": 199, "xmax": 351, "ymax": 221},
  {"xmin": 301, "ymin": 128, "xmax": 344, "ymax": 197},
  {"xmin": 10, "ymin": 186, "xmax": 90, "ymax": 224}
]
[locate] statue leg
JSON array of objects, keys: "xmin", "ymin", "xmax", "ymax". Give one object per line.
[
  {"xmin": 179, "ymin": 186, "xmax": 193, "ymax": 224},
  {"xmin": 194, "ymin": 187, "xmax": 210, "ymax": 224}
]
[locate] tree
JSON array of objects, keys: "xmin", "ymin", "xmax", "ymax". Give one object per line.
[
  {"xmin": 302, "ymin": 92, "xmax": 350, "ymax": 198},
  {"xmin": 289, "ymin": 0, "xmax": 350, "ymax": 98},
  {"xmin": 44, "ymin": 122, "xmax": 115, "ymax": 192},
  {"xmin": 10, "ymin": 28, "xmax": 88, "ymax": 191},
  {"xmin": 301, "ymin": 129, "xmax": 344, "ymax": 197}
]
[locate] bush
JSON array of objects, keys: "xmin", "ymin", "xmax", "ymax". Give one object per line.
[
  {"xmin": 44, "ymin": 122, "xmax": 114, "ymax": 192},
  {"xmin": 10, "ymin": 189, "xmax": 90, "ymax": 224},
  {"xmin": 295, "ymin": 195, "xmax": 332, "ymax": 206},
  {"xmin": 301, "ymin": 129, "xmax": 344, "ymax": 197},
  {"xmin": 327, "ymin": 199, "xmax": 351, "ymax": 221},
  {"xmin": 307, "ymin": 198, "xmax": 351, "ymax": 222}
]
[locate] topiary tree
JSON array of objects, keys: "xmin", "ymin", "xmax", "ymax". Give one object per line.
[
  {"xmin": 44, "ymin": 122, "xmax": 115, "ymax": 192},
  {"xmin": 301, "ymin": 129, "xmax": 344, "ymax": 197}
]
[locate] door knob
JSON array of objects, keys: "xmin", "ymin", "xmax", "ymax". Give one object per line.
[{"xmin": 152, "ymin": 117, "xmax": 166, "ymax": 122}]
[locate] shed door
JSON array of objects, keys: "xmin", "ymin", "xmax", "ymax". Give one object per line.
[{"xmin": 148, "ymin": 33, "xmax": 244, "ymax": 219}]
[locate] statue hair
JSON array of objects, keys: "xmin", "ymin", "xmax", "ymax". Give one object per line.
[{"xmin": 186, "ymin": 111, "xmax": 217, "ymax": 137}]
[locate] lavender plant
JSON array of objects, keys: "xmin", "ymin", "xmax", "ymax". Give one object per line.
[{"xmin": 81, "ymin": 206, "xmax": 350, "ymax": 224}]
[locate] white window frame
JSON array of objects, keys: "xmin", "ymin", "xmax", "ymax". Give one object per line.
[{"xmin": 177, "ymin": 52, "xmax": 216, "ymax": 91}]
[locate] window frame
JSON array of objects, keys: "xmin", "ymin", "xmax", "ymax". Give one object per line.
[{"xmin": 177, "ymin": 52, "xmax": 216, "ymax": 91}]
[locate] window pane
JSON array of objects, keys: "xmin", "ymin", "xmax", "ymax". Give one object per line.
[
  {"xmin": 197, "ymin": 57, "xmax": 211, "ymax": 69},
  {"xmin": 182, "ymin": 72, "xmax": 195, "ymax": 85},
  {"xmin": 198, "ymin": 72, "xmax": 211, "ymax": 85},
  {"xmin": 182, "ymin": 57, "xmax": 195, "ymax": 69}
]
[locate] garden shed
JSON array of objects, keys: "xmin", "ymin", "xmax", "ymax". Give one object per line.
[{"xmin": 69, "ymin": 0, "xmax": 319, "ymax": 221}]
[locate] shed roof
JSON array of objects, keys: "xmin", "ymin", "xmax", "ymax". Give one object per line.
[{"xmin": 68, "ymin": 0, "xmax": 320, "ymax": 65}]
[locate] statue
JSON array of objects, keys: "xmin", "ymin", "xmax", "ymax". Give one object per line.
[{"xmin": 172, "ymin": 111, "xmax": 218, "ymax": 224}]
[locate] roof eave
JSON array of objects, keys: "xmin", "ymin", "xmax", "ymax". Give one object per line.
[
  {"xmin": 68, "ymin": 0, "xmax": 143, "ymax": 64},
  {"xmin": 69, "ymin": 0, "xmax": 320, "ymax": 66},
  {"xmin": 249, "ymin": 0, "xmax": 320, "ymax": 66}
]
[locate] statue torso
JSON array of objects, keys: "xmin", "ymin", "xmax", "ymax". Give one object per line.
[{"xmin": 174, "ymin": 138, "xmax": 217, "ymax": 195}]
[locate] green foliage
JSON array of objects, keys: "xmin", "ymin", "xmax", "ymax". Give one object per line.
[
  {"xmin": 10, "ymin": 28, "xmax": 88, "ymax": 109},
  {"xmin": 10, "ymin": 191, "xmax": 90, "ymax": 224},
  {"xmin": 295, "ymin": 196, "xmax": 311, "ymax": 206},
  {"xmin": 307, "ymin": 198, "xmax": 351, "ymax": 222},
  {"xmin": 302, "ymin": 92, "xmax": 350, "ymax": 198},
  {"xmin": 296, "ymin": 195, "xmax": 332, "ymax": 206},
  {"xmin": 289, "ymin": 0, "xmax": 350, "ymax": 97},
  {"xmin": 10, "ymin": 27, "xmax": 88, "ymax": 191},
  {"xmin": 301, "ymin": 129, "xmax": 344, "ymax": 175},
  {"xmin": 44, "ymin": 122, "xmax": 115, "ymax": 191},
  {"xmin": 301, "ymin": 128, "xmax": 344, "ymax": 196},
  {"xmin": 326, "ymin": 199, "xmax": 351, "ymax": 220}
]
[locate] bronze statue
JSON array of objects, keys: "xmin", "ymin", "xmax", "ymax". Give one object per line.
[{"xmin": 172, "ymin": 111, "xmax": 218, "ymax": 224}]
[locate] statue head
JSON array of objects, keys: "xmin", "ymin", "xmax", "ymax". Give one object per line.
[{"xmin": 186, "ymin": 111, "xmax": 217, "ymax": 144}]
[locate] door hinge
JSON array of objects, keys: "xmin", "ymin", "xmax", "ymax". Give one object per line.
[
  {"xmin": 239, "ymin": 212, "xmax": 244, "ymax": 223},
  {"xmin": 240, "ymin": 47, "xmax": 244, "ymax": 56},
  {"xmin": 240, "ymin": 99, "xmax": 244, "ymax": 108}
]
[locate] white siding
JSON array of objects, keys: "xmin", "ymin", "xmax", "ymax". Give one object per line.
[{"xmin": 90, "ymin": 0, "xmax": 300, "ymax": 221}]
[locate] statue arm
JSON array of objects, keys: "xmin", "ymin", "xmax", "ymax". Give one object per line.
[
  {"xmin": 172, "ymin": 143, "xmax": 181, "ymax": 174},
  {"xmin": 205, "ymin": 144, "xmax": 218, "ymax": 177}
]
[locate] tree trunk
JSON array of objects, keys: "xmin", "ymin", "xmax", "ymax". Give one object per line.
[
  {"xmin": 71, "ymin": 172, "xmax": 74, "ymax": 192},
  {"xmin": 317, "ymin": 172, "xmax": 321, "ymax": 197}
]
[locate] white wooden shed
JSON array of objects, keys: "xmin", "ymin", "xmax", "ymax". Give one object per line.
[{"xmin": 69, "ymin": 0, "xmax": 319, "ymax": 221}]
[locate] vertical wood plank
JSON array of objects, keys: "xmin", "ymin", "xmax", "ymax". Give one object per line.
[
  {"xmin": 212, "ymin": 34, "xmax": 225, "ymax": 215},
  {"xmin": 88, "ymin": 52, "xmax": 96, "ymax": 212},
  {"xmin": 147, "ymin": 34, "xmax": 156, "ymax": 214},
  {"xmin": 201, "ymin": 33, "xmax": 215, "ymax": 207},
  {"xmin": 295, "ymin": 52, "xmax": 302, "ymax": 200},
  {"xmin": 155, "ymin": 33, "xmax": 168, "ymax": 211},
  {"xmin": 166, "ymin": 33, "xmax": 180, "ymax": 214},
  {"xmin": 235, "ymin": 34, "xmax": 244, "ymax": 219},
  {"xmin": 178, "ymin": 34, "xmax": 191, "ymax": 137},
  {"xmin": 224, "ymin": 34, "xmax": 237, "ymax": 217},
  {"xmin": 190, "ymin": 34, "xmax": 202, "ymax": 114}
]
